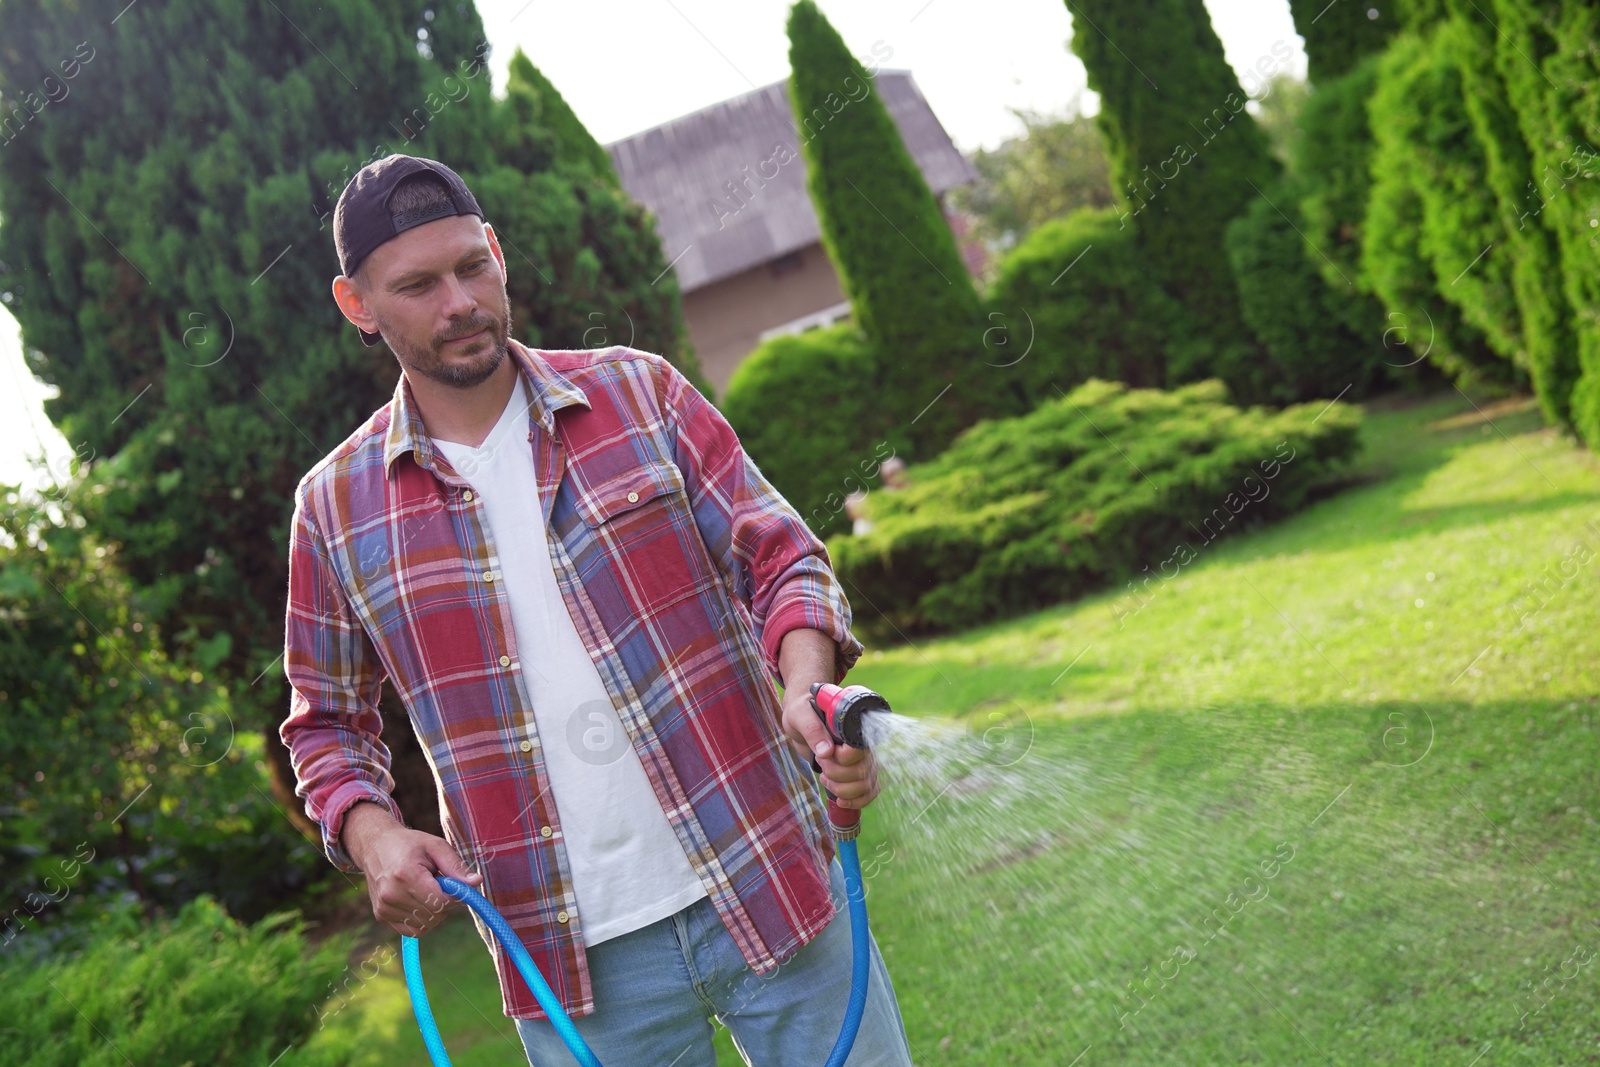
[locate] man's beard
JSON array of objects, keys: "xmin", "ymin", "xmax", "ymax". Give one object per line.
[{"xmin": 382, "ymin": 291, "xmax": 513, "ymax": 389}]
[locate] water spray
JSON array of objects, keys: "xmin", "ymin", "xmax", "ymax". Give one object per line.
[{"xmin": 399, "ymin": 681, "xmax": 897, "ymax": 1067}]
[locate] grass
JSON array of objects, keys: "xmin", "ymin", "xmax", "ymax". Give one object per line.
[{"xmin": 296, "ymin": 389, "xmax": 1600, "ymax": 1065}]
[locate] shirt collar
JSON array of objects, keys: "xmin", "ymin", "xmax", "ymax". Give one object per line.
[{"xmin": 382, "ymin": 337, "xmax": 590, "ymax": 479}]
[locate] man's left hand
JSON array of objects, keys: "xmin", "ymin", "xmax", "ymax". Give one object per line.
[{"xmin": 780, "ymin": 687, "xmax": 880, "ymax": 811}]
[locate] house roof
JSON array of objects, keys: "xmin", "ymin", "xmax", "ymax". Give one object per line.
[{"xmin": 604, "ymin": 70, "xmax": 977, "ymax": 293}]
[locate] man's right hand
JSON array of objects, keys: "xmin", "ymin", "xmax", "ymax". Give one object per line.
[{"xmin": 341, "ymin": 800, "xmax": 483, "ymax": 938}]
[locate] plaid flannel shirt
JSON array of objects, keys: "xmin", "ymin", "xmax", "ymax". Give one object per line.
[{"xmin": 280, "ymin": 340, "xmax": 865, "ymax": 1020}]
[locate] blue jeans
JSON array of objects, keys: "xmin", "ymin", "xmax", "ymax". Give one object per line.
[{"xmin": 514, "ymin": 857, "xmax": 915, "ymax": 1066}]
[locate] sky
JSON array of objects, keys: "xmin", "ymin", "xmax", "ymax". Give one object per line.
[{"xmin": 0, "ymin": 0, "xmax": 1307, "ymax": 490}]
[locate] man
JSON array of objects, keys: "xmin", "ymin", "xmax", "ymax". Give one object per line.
[{"xmin": 280, "ymin": 153, "xmax": 915, "ymax": 1066}]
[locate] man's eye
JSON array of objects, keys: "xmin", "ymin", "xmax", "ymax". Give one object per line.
[
  {"xmin": 403, "ymin": 281, "xmax": 428, "ymax": 293},
  {"xmin": 463, "ymin": 260, "xmax": 487, "ymax": 274}
]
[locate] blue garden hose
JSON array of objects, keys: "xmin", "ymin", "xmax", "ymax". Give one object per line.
[
  {"xmin": 401, "ymin": 876, "xmax": 601, "ymax": 1067},
  {"xmin": 825, "ymin": 836, "xmax": 871, "ymax": 1067},
  {"xmin": 400, "ymin": 849, "xmax": 872, "ymax": 1067}
]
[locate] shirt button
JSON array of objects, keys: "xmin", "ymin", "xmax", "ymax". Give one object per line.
[
  {"xmin": 627, "ymin": 491, "xmax": 639, "ymax": 503},
  {"xmin": 556, "ymin": 911, "xmax": 569, "ymax": 924},
  {"xmin": 499, "ymin": 654, "xmax": 511, "ymax": 667},
  {"xmin": 540, "ymin": 825, "xmax": 553, "ymax": 838},
  {"xmin": 519, "ymin": 739, "xmax": 533, "ymax": 753},
  {"xmin": 462, "ymin": 490, "xmax": 474, "ymax": 501},
  {"xmin": 483, "ymin": 569, "xmax": 495, "ymax": 582}
]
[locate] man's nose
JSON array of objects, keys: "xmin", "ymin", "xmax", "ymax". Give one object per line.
[{"xmin": 438, "ymin": 272, "xmax": 478, "ymax": 324}]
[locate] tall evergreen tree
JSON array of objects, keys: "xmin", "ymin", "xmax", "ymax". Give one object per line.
[
  {"xmin": 786, "ymin": 0, "xmax": 996, "ymax": 460},
  {"xmin": 1439, "ymin": 4, "xmax": 1577, "ymax": 428},
  {"xmin": 1064, "ymin": 0, "xmax": 1282, "ymax": 397},
  {"xmin": 504, "ymin": 48, "xmax": 621, "ymax": 189},
  {"xmin": 1225, "ymin": 184, "xmax": 1389, "ymax": 403},
  {"xmin": 0, "ymin": 0, "xmax": 702, "ymax": 836},
  {"xmin": 1485, "ymin": 1, "xmax": 1600, "ymax": 446},
  {"xmin": 1287, "ymin": 0, "xmax": 1397, "ymax": 83},
  {"xmin": 1362, "ymin": 27, "xmax": 1523, "ymax": 390},
  {"xmin": 1294, "ymin": 55, "xmax": 1385, "ymax": 297}
]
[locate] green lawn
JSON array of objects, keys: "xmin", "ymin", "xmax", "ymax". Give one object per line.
[{"xmin": 296, "ymin": 390, "xmax": 1600, "ymax": 1066}]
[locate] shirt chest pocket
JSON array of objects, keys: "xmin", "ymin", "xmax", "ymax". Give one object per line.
[
  {"xmin": 570, "ymin": 460, "xmax": 718, "ymax": 615},
  {"xmin": 573, "ymin": 460, "xmax": 688, "ymax": 526}
]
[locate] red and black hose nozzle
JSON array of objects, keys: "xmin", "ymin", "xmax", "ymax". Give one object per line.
[{"xmin": 808, "ymin": 682, "xmax": 892, "ymax": 841}]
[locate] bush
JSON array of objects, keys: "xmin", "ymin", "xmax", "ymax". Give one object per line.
[
  {"xmin": 1287, "ymin": 0, "xmax": 1397, "ymax": 83},
  {"xmin": 1445, "ymin": 12, "xmax": 1578, "ymax": 430},
  {"xmin": 1293, "ymin": 55, "xmax": 1385, "ymax": 316},
  {"xmin": 719, "ymin": 323, "xmax": 892, "ymax": 540},
  {"xmin": 0, "ymin": 896, "xmax": 351, "ymax": 1066},
  {"xmin": 1466, "ymin": 0, "xmax": 1595, "ymax": 440},
  {"xmin": 827, "ymin": 378, "xmax": 1362, "ymax": 638},
  {"xmin": 1224, "ymin": 181, "xmax": 1389, "ymax": 403},
  {"xmin": 1065, "ymin": 0, "xmax": 1280, "ymax": 369},
  {"xmin": 983, "ymin": 208, "xmax": 1190, "ymax": 401},
  {"xmin": 1, "ymin": 487, "xmax": 331, "ymax": 939},
  {"xmin": 1361, "ymin": 29, "xmax": 1524, "ymax": 391},
  {"xmin": 786, "ymin": 0, "xmax": 992, "ymax": 457}
]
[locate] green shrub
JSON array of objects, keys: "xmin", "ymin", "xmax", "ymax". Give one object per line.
[
  {"xmin": 786, "ymin": 0, "xmax": 993, "ymax": 457},
  {"xmin": 1438, "ymin": 8, "xmax": 1577, "ymax": 430},
  {"xmin": 1294, "ymin": 54, "xmax": 1383, "ymax": 308},
  {"xmin": 1361, "ymin": 29, "xmax": 1524, "ymax": 391},
  {"xmin": 1065, "ymin": 0, "xmax": 1280, "ymax": 374},
  {"xmin": 504, "ymin": 49, "xmax": 621, "ymax": 189},
  {"xmin": 0, "ymin": 896, "xmax": 351, "ymax": 1067},
  {"xmin": 1, "ymin": 487, "xmax": 334, "ymax": 937},
  {"xmin": 1478, "ymin": 1, "xmax": 1600, "ymax": 446},
  {"xmin": 719, "ymin": 323, "xmax": 891, "ymax": 540},
  {"xmin": 1224, "ymin": 180, "xmax": 1389, "ymax": 403},
  {"xmin": 827, "ymin": 378, "xmax": 1362, "ymax": 638},
  {"xmin": 983, "ymin": 208, "xmax": 1189, "ymax": 400},
  {"xmin": 1288, "ymin": 0, "xmax": 1397, "ymax": 83}
]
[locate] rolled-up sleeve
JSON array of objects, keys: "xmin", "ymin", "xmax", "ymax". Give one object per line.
[
  {"xmin": 658, "ymin": 354, "xmax": 865, "ymax": 686},
  {"xmin": 279, "ymin": 482, "xmax": 405, "ymax": 873}
]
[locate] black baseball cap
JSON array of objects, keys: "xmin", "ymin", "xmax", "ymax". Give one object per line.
[{"xmin": 333, "ymin": 154, "xmax": 485, "ymax": 347}]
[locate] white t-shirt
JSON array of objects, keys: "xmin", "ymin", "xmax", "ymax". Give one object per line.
[{"xmin": 432, "ymin": 368, "xmax": 707, "ymax": 945}]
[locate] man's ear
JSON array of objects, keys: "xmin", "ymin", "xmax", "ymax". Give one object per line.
[
  {"xmin": 332, "ymin": 274, "xmax": 380, "ymax": 335},
  {"xmin": 482, "ymin": 222, "xmax": 508, "ymax": 281}
]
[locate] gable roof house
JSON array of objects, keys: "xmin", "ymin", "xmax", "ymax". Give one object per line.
[{"xmin": 605, "ymin": 70, "xmax": 983, "ymax": 398}]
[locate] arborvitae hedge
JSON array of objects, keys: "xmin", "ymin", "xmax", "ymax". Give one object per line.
[
  {"xmin": 785, "ymin": 0, "xmax": 995, "ymax": 461},
  {"xmin": 1287, "ymin": 0, "xmax": 1397, "ymax": 83},
  {"xmin": 1064, "ymin": 0, "xmax": 1281, "ymax": 398},
  {"xmin": 1224, "ymin": 43, "xmax": 1396, "ymax": 405},
  {"xmin": 1294, "ymin": 54, "xmax": 1385, "ymax": 299},
  {"xmin": 1225, "ymin": 182, "xmax": 1389, "ymax": 403},
  {"xmin": 1361, "ymin": 29, "xmax": 1520, "ymax": 391},
  {"xmin": 1383, "ymin": 27, "xmax": 1526, "ymax": 367},
  {"xmin": 1484, "ymin": 2, "xmax": 1600, "ymax": 447},
  {"xmin": 828, "ymin": 378, "xmax": 1362, "ymax": 638},
  {"xmin": 1439, "ymin": 4, "xmax": 1577, "ymax": 429},
  {"xmin": 505, "ymin": 47, "xmax": 621, "ymax": 189}
]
